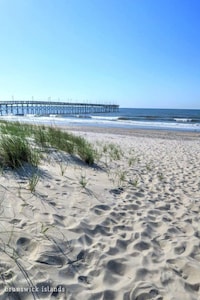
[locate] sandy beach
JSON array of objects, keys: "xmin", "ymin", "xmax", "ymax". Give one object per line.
[{"xmin": 0, "ymin": 126, "xmax": 200, "ymax": 300}]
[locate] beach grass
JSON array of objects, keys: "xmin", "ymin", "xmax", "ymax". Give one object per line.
[
  {"xmin": 28, "ymin": 172, "xmax": 40, "ymax": 193},
  {"xmin": 0, "ymin": 135, "xmax": 40, "ymax": 169},
  {"xmin": 0, "ymin": 121, "xmax": 96, "ymax": 167},
  {"xmin": 79, "ymin": 173, "xmax": 88, "ymax": 188}
]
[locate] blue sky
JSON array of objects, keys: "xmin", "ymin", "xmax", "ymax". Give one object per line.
[{"xmin": 0, "ymin": 0, "xmax": 199, "ymax": 108}]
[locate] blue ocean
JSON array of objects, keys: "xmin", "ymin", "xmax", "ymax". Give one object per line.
[{"xmin": 1, "ymin": 108, "xmax": 200, "ymax": 132}]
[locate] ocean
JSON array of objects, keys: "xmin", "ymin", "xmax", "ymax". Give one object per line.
[{"xmin": 0, "ymin": 108, "xmax": 200, "ymax": 132}]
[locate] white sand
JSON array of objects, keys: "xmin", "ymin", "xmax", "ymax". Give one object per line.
[{"xmin": 0, "ymin": 127, "xmax": 200, "ymax": 300}]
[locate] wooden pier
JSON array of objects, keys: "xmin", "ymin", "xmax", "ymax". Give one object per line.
[{"xmin": 0, "ymin": 101, "xmax": 119, "ymax": 116}]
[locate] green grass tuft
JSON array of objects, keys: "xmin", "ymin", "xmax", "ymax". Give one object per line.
[
  {"xmin": 0, "ymin": 121, "xmax": 96, "ymax": 166},
  {"xmin": 0, "ymin": 135, "xmax": 40, "ymax": 169},
  {"xmin": 28, "ymin": 173, "xmax": 40, "ymax": 193}
]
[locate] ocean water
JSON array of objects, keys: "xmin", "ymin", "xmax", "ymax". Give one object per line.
[{"xmin": 0, "ymin": 108, "xmax": 200, "ymax": 132}]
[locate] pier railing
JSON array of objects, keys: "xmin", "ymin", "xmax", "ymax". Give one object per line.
[{"xmin": 0, "ymin": 101, "xmax": 119, "ymax": 116}]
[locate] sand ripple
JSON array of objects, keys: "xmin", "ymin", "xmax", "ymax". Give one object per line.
[{"xmin": 0, "ymin": 130, "xmax": 200, "ymax": 299}]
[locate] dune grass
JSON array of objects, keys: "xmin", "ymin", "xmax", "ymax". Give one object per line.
[
  {"xmin": 28, "ymin": 172, "xmax": 40, "ymax": 193},
  {"xmin": 34, "ymin": 126, "xmax": 95, "ymax": 164},
  {"xmin": 0, "ymin": 135, "xmax": 40, "ymax": 169},
  {"xmin": 0, "ymin": 121, "xmax": 96, "ymax": 168},
  {"xmin": 0, "ymin": 120, "xmax": 34, "ymax": 138}
]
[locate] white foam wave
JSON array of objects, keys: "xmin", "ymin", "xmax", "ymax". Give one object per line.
[
  {"xmin": 118, "ymin": 119, "xmax": 199, "ymax": 130},
  {"xmin": 91, "ymin": 116, "xmax": 119, "ymax": 121},
  {"xmin": 0, "ymin": 115, "xmax": 199, "ymax": 132},
  {"xmin": 174, "ymin": 118, "xmax": 192, "ymax": 123}
]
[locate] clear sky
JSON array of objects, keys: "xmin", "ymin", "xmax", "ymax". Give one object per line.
[{"xmin": 0, "ymin": 0, "xmax": 199, "ymax": 108}]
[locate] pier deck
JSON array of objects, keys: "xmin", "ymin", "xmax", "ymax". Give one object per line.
[{"xmin": 0, "ymin": 101, "xmax": 119, "ymax": 116}]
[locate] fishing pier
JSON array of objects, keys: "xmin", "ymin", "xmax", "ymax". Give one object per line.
[{"xmin": 0, "ymin": 101, "xmax": 119, "ymax": 116}]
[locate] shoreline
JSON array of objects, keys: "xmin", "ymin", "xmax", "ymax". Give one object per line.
[
  {"xmin": 57, "ymin": 124, "xmax": 200, "ymax": 140},
  {"xmin": 0, "ymin": 115, "xmax": 200, "ymax": 136}
]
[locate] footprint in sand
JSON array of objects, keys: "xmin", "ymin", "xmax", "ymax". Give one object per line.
[
  {"xmin": 36, "ymin": 253, "xmax": 65, "ymax": 267},
  {"xmin": 127, "ymin": 283, "xmax": 161, "ymax": 300},
  {"xmin": 0, "ymin": 262, "xmax": 14, "ymax": 283},
  {"xmin": 16, "ymin": 237, "xmax": 37, "ymax": 257},
  {"xmin": 174, "ymin": 243, "xmax": 186, "ymax": 255},
  {"xmin": 106, "ymin": 258, "xmax": 126, "ymax": 276},
  {"xmin": 103, "ymin": 262, "xmax": 125, "ymax": 284},
  {"xmin": 134, "ymin": 241, "xmax": 151, "ymax": 251},
  {"xmin": 92, "ymin": 204, "xmax": 111, "ymax": 215}
]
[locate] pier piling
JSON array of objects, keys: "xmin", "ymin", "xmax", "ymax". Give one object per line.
[{"xmin": 0, "ymin": 101, "xmax": 119, "ymax": 116}]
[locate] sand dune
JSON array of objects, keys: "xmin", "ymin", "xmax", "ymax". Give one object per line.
[{"xmin": 0, "ymin": 128, "xmax": 200, "ymax": 300}]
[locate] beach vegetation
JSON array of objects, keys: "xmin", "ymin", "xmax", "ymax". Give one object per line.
[
  {"xmin": 158, "ymin": 172, "xmax": 164, "ymax": 181},
  {"xmin": 0, "ymin": 165, "xmax": 3, "ymax": 175},
  {"xmin": 108, "ymin": 143, "xmax": 123, "ymax": 161},
  {"xmin": 93, "ymin": 148, "xmax": 102, "ymax": 164},
  {"xmin": 79, "ymin": 173, "xmax": 88, "ymax": 188},
  {"xmin": 102, "ymin": 143, "xmax": 122, "ymax": 160},
  {"xmin": 128, "ymin": 156, "xmax": 137, "ymax": 167},
  {"xmin": 129, "ymin": 177, "xmax": 139, "ymax": 187},
  {"xmin": 0, "ymin": 135, "xmax": 40, "ymax": 169},
  {"xmin": 146, "ymin": 161, "xmax": 153, "ymax": 171},
  {"xmin": 0, "ymin": 121, "xmax": 34, "ymax": 138},
  {"xmin": 34, "ymin": 126, "xmax": 48, "ymax": 148},
  {"xmin": 35, "ymin": 126, "xmax": 95, "ymax": 165},
  {"xmin": 0, "ymin": 121, "xmax": 96, "ymax": 166},
  {"xmin": 116, "ymin": 169, "xmax": 127, "ymax": 188},
  {"xmin": 28, "ymin": 173, "xmax": 40, "ymax": 193},
  {"xmin": 73, "ymin": 135, "xmax": 95, "ymax": 165},
  {"xmin": 103, "ymin": 144, "xmax": 108, "ymax": 153},
  {"xmin": 100, "ymin": 142, "xmax": 123, "ymax": 167},
  {"xmin": 58, "ymin": 161, "xmax": 68, "ymax": 176},
  {"xmin": 17, "ymin": 183, "xmax": 23, "ymax": 199}
]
